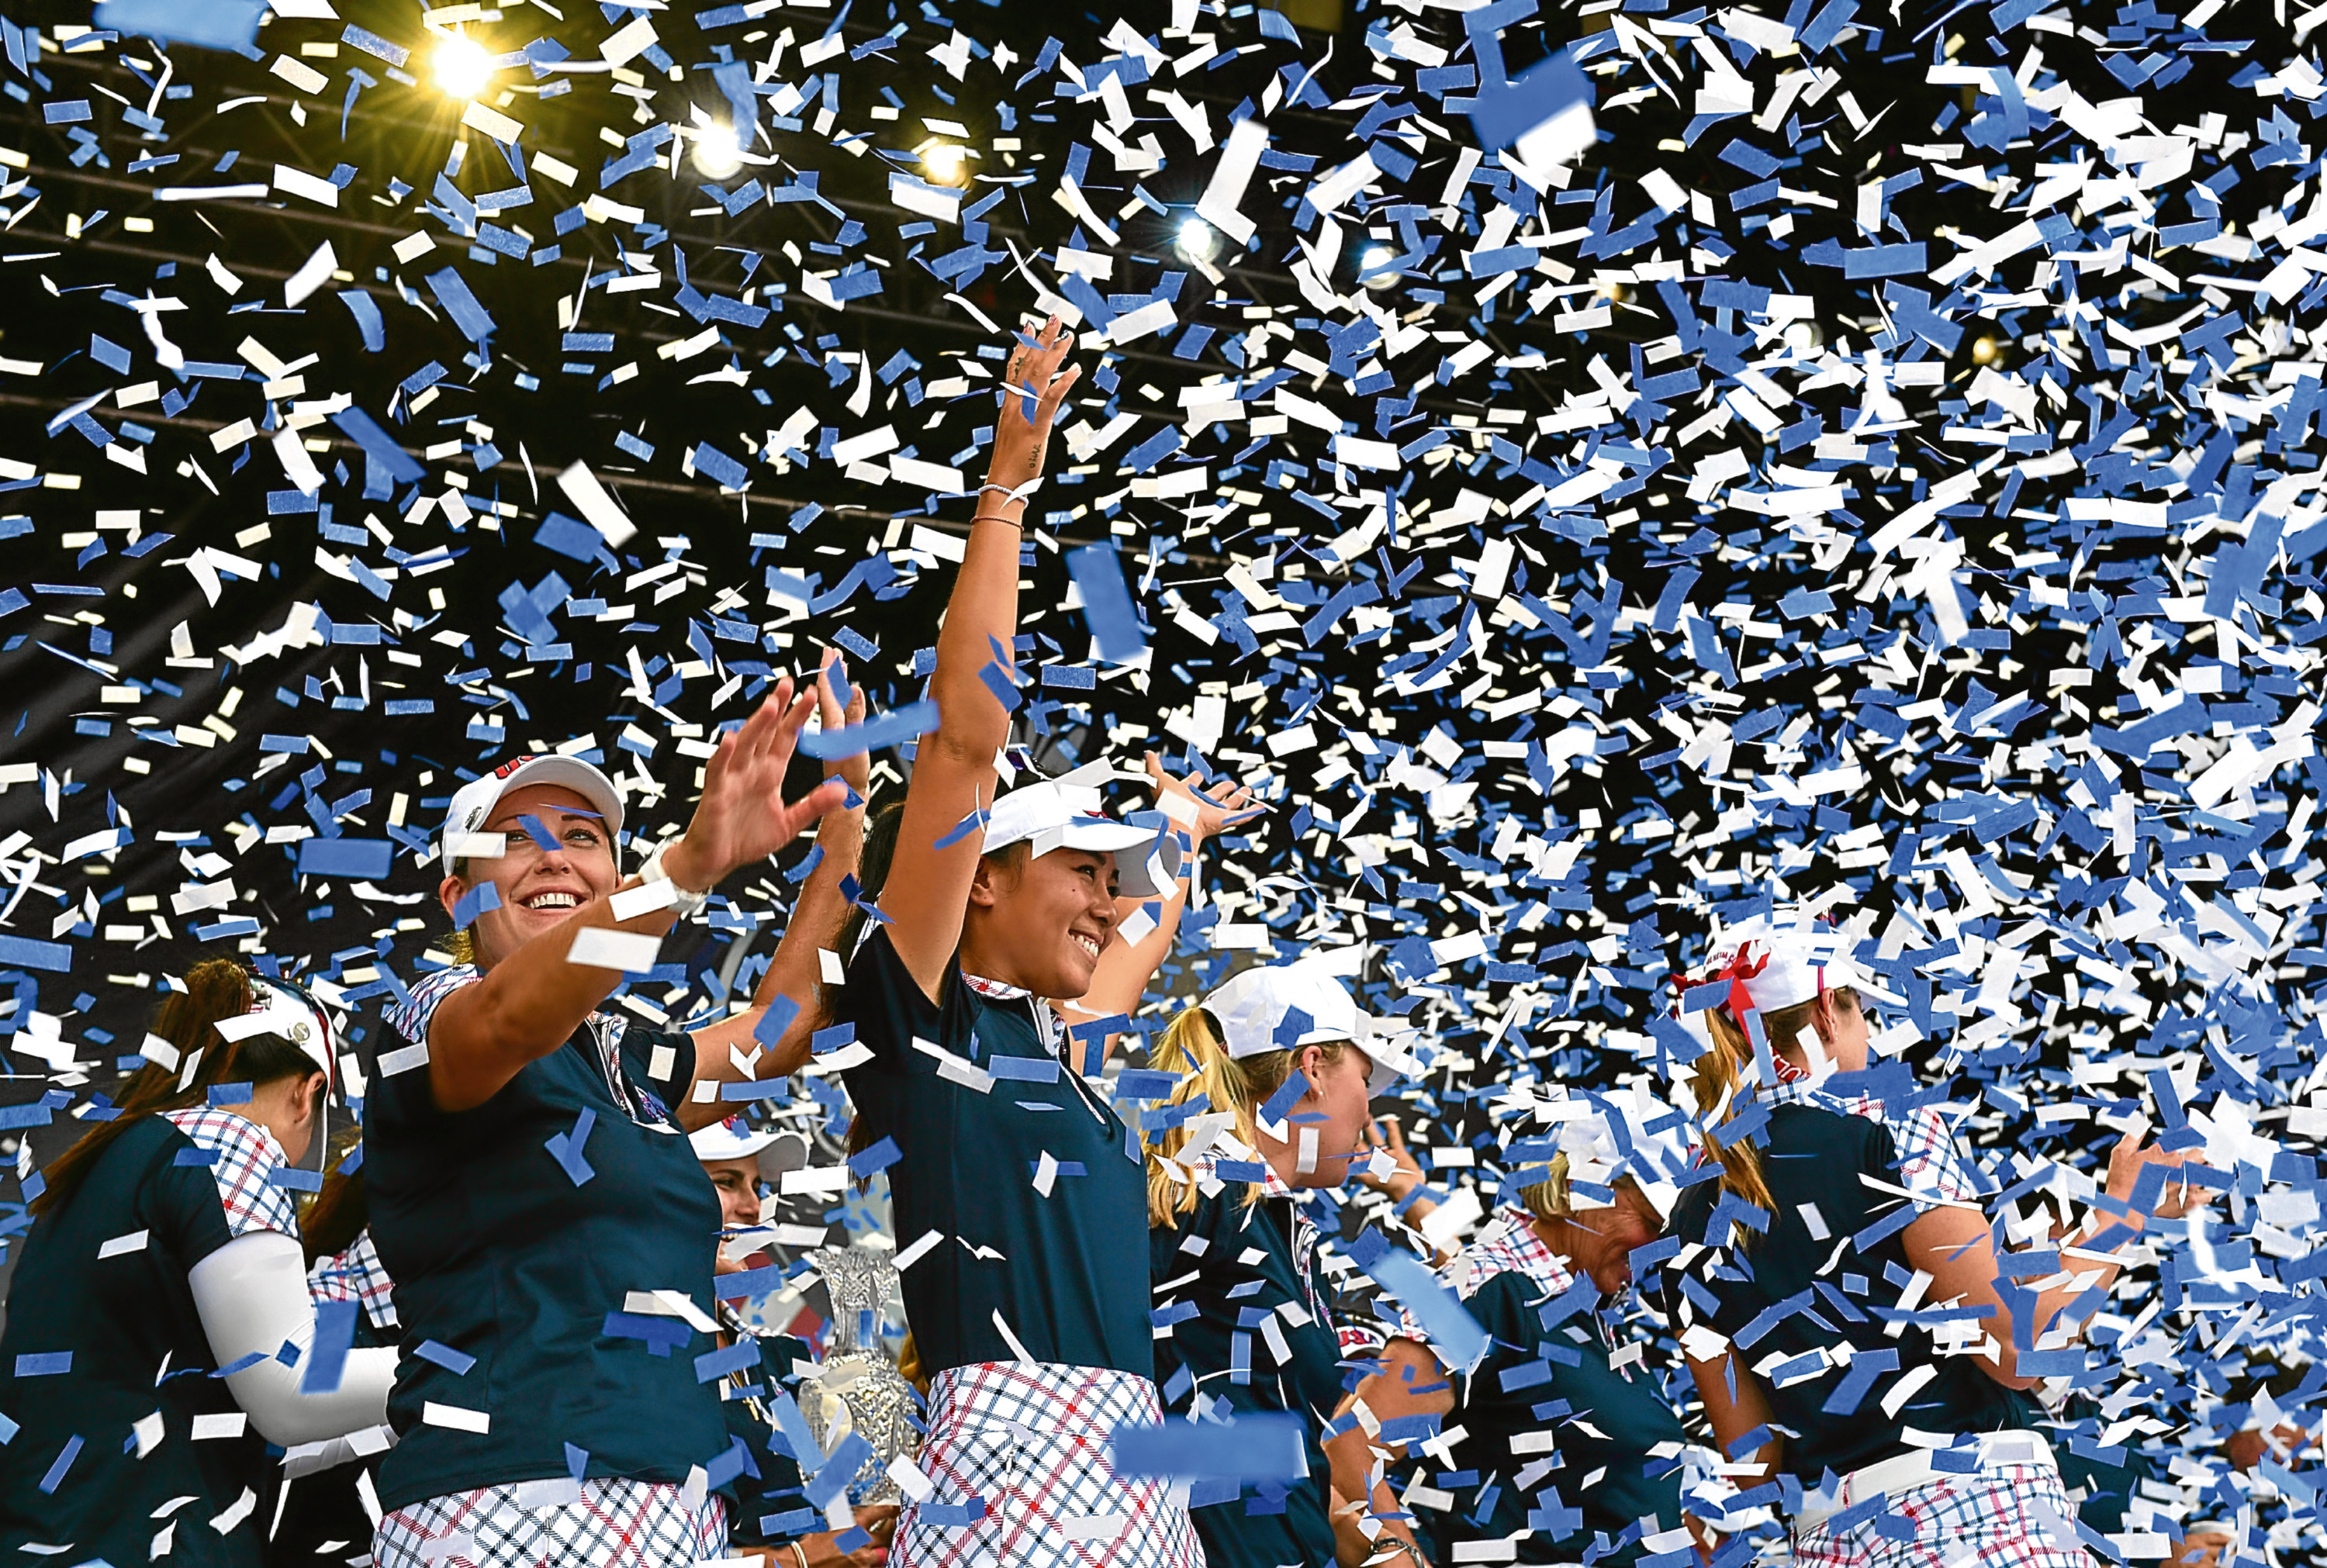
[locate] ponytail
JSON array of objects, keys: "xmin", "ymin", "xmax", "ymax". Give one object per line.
[
  {"xmin": 33, "ymin": 958, "xmax": 323, "ymax": 1217},
  {"xmin": 1141, "ymin": 1004, "xmax": 1350, "ymax": 1227},
  {"xmin": 1686, "ymin": 987, "xmax": 1857, "ymax": 1245}
]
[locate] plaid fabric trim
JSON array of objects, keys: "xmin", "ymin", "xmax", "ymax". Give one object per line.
[
  {"xmin": 310, "ymin": 1230, "xmax": 399, "ymax": 1329},
  {"xmin": 1793, "ymin": 1463, "xmax": 2088, "ymax": 1568},
  {"xmin": 373, "ymin": 1478, "xmax": 726, "ymax": 1568},
  {"xmin": 1764, "ymin": 1077, "xmax": 1984, "ymax": 1205},
  {"xmin": 898, "ymin": 1361, "xmax": 1201, "ymax": 1568},
  {"xmin": 162, "ymin": 1106, "xmax": 301, "ymax": 1241},
  {"xmin": 1395, "ymin": 1204, "xmax": 1574, "ymax": 1345},
  {"xmin": 389, "ymin": 964, "xmax": 479, "ymax": 1046}
]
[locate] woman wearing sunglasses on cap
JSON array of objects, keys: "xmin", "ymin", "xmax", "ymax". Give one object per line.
[
  {"xmin": 362, "ymin": 658, "xmax": 863, "ymax": 1568},
  {"xmin": 1658, "ymin": 909, "xmax": 2208, "ymax": 1567},
  {"xmin": 1337, "ymin": 1090, "xmax": 1701, "ymax": 1568},
  {"xmin": 0, "ymin": 959, "xmax": 395, "ymax": 1566},
  {"xmin": 1140, "ymin": 960, "xmax": 1428, "ymax": 1568},
  {"xmin": 828, "ymin": 318, "xmax": 1253, "ymax": 1568}
]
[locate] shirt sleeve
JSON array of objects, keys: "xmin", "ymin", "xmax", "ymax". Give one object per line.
[
  {"xmin": 835, "ymin": 926, "xmax": 941, "ymax": 1074},
  {"xmin": 1886, "ymin": 1104, "xmax": 1984, "ymax": 1205},
  {"xmin": 384, "ymin": 964, "xmax": 480, "ymax": 1049},
  {"xmin": 163, "ymin": 1108, "xmax": 303, "ymax": 1242}
]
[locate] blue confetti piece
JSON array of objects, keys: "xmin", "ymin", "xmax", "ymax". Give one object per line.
[
  {"xmin": 754, "ymin": 993, "xmax": 802, "ymax": 1046},
  {"xmin": 796, "ymin": 699, "xmax": 940, "ymax": 759},
  {"xmin": 296, "ymin": 838, "xmax": 392, "ymax": 880},
  {"xmin": 300, "ymin": 1299, "xmax": 358, "ymax": 1395},
  {"xmin": 1066, "ymin": 544, "xmax": 1146, "ymax": 665},
  {"xmin": 1368, "ymin": 1248, "xmax": 1489, "ymax": 1373},
  {"xmin": 548, "ymin": 1107, "xmax": 596, "ymax": 1186},
  {"xmin": 96, "ymin": 0, "xmax": 264, "ymax": 49},
  {"xmin": 513, "ymin": 813, "xmax": 561, "ymax": 851},
  {"xmin": 337, "ymin": 289, "xmax": 385, "ymax": 352},
  {"xmin": 452, "ymin": 881, "xmax": 502, "ymax": 931},
  {"xmin": 1110, "ymin": 1413, "xmax": 1308, "ymax": 1480},
  {"xmin": 424, "ymin": 266, "xmax": 497, "ymax": 345}
]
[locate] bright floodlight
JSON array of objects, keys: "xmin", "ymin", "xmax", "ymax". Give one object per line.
[
  {"xmin": 1175, "ymin": 216, "xmax": 1219, "ymax": 264},
  {"xmin": 432, "ymin": 35, "xmax": 493, "ymax": 99},
  {"xmin": 1360, "ymin": 244, "xmax": 1397, "ymax": 287},
  {"xmin": 921, "ymin": 143, "xmax": 968, "ymax": 186},
  {"xmin": 693, "ymin": 123, "xmax": 744, "ymax": 180}
]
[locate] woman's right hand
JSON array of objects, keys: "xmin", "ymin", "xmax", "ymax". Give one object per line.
[
  {"xmin": 667, "ymin": 677, "xmax": 847, "ymax": 893},
  {"xmin": 984, "ymin": 315, "xmax": 1080, "ymax": 494}
]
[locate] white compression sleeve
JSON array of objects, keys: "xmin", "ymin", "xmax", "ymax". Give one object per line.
[{"xmin": 186, "ymin": 1230, "xmax": 398, "ymax": 1448}]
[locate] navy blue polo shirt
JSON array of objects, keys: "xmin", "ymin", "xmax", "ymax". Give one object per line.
[
  {"xmin": 714, "ymin": 1331, "xmax": 818, "ymax": 1546},
  {"xmin": 0, "ymin": 1116, "xmax": 278, "ymax": 1566},
  {"xmin": 1150, "ymin": 1185, "xmax": 1342, "ymax": 1568},
  {"xmin": 1430, "ymin": 1271, "xmax": 1688, "ymax": 1568},
  {"xmin": 1659, "ymin": 1097, "xmax": 2033, "ymax": 1490},
  {"xmin": 835, "ymin": 927, "xmax": 1150, "ymax": 1378},
  {"xmin": 369, "ymin": 967, "xmax": 732, "ymax": 1511}
]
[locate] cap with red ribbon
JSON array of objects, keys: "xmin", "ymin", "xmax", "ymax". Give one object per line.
[{"xmin": 1671, "ymin": 908, "xmax": 1900, "ymax": 1052}]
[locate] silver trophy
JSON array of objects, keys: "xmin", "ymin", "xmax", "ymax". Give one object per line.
[{"xmin": 799, "ymin": 1246, "xmax": 921, "ymax": 1503}]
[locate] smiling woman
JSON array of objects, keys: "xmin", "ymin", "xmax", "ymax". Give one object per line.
[
  {"xmin": 827, "ymin": 319, "xmax": 1258, "ymax": 1568},
  {"xmin": 360, "ymin": 660, "xmax": 870, "ymax": 1568}
]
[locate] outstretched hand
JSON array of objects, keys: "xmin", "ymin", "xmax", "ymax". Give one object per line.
[
  {"xmin": 669, "ymin": 677, "xmax": 847, "ymax": 890},
  {"xmin": 2106, "ymin": 1130, "xmax": 2212, "ymax": 1222},
  {"xmin": 1144, "ymin": 753, "xmax": 1264, "ymax": 849},
  {"xmin": 987, "ymin": 315, "xmax": 1081, "ymax": 492},
  {"xmin": 815, "ymin": 647, "xmax": 871, "ymax": 798}
]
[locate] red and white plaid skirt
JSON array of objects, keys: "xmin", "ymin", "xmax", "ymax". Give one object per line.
[
  {"xmin": 373, "ymin": 1478, "xmax": 727, "ymax": 1568},
  {"xmin": 1793, "ymin": 1463, "xmax": 2090, "ymax": 1568},
  {"xmin": 897, "ymin": 1361, "xmax": 1204, "ymax": 1568}
]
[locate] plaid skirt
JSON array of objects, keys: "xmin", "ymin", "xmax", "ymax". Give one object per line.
[
  {"xmin": 372, "ymin": 1477, "xmax": 728, "ymax": 1568},
  {"xmin": 1793, "ymin": 1463, "xmax": 2090, "ymax": 1568},
  {"xmin": 897, "ymin": 1361, "xmax": 1204, "ymax": 1568}
]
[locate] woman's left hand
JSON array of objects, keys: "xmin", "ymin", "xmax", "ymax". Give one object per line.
[
  {"xmin": 669, "ymin": 676, "xmax": 848, "ymax": 891},
  {"xmin": 1144, "ymin": 754, "xmax": 1263, "ymax": 851},
  {"xmin": 815, "ymin": 648, "xmax": 872, "ymax": 800}
]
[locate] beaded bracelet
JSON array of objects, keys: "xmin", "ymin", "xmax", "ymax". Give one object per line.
[{"xmin": 977, "ymin": 478, "xmax": 1042, "ymax": 505}]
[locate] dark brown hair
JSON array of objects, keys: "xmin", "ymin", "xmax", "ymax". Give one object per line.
[{"xmin": 33, "ymin": 958, "xmax": 323, "ymax": 1215}]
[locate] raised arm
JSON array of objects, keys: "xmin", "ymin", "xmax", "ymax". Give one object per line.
[
  {"xmin": 427, "ymin": 681, "xmax": 843, "ymax": 1113},
  {"xmin": 1056, "ymin": 758, "xmax": 1258, "ymax": 1059},
  {"xmin": 680, "ymin": 651, "xmax": 870, "ymax": 1125},
  {"xmin": 881, "ymin": 318, "xmax": 1081, "ymax": 1000},
  {"xmin": 1906, "ymin": 1129, "xmax": 2204, "ymax": 1387}
]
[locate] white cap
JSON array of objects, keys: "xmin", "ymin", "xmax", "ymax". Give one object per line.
[
  {"xmin": 1674, "ymin": 907, "xmax": 1898, "ymax": 1052},
  {"xmin": 438, "ymin": 754, "xmax": 626, "ymax": 876},
  {"xmin": 690, "ymin": 1114, "xmax": 781, "ymax": 1162},
  {"xmin": 1201, "ymin": 960, "xmax": 1419, "ymax": 1093},
  {"xmin": 983, "ymin": 778, "xmax": 1179, "ymax": 900},
  {"xmin": 1511, "ymin": 1083, "xmax": 1696, "ymax": 1221},
  {"xmin": 215, "ymin": 974, "xmax": 336, "ymax": 1089}
]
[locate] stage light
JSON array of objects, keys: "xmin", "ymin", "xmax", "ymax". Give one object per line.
[
  {"xmin": 1175, "ymin": 216, "xmax": 1219, "ymax": 264},
  {"xmin": 693, "ymin": 122, "xmax": 744, "ymax": 179},
  {"xmin": 1785, "ymin": 319, "xmax": 1823, "ymax": 352},
  {"xmin": 432, "ymin": 34, "xmax": 493, "ymax": 99},
  {"xmin": 920, "ymin": 142, "xmax": 969, "ymax": 186},
  {"xmin": 1360, "ymin": 244, "xmax": 1397, "ymax": 288}
]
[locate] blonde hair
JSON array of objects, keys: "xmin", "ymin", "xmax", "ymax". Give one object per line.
[
  {"xmin": 1142, "ymin": 1004, "xmax": 1352, "ymax": 1228},
  {"xmin": 1686, "ymin": 986, "xmax": 1858, "ymax": 1242},
  {"xmin": 1517, "ymin": 1155, "xmax": 1650, "ymax": 1229}
]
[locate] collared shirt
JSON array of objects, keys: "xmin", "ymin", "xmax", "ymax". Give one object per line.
[
  {"xmin": 369, "ymin": 965, "xmax": 731, "ymax": 1511},
  {"xmin": 1150, "ymin": 1157, "xmax": 1343, "ymax": 1568},
  {"xmin": 835, "ymin": 927, "xmax": 1151, "ymax": 1379}
]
